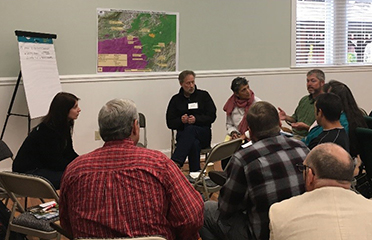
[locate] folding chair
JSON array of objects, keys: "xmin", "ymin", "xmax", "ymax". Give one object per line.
[
  {"xmin": 355, "ymin": 127, "xmax": 372, "ymax": 198},
  {"xmin": 136, "ymin": 113, "xmax": 148, "ymax": 148},
  {"xmin": 193, "ymin": 138, "xmax": 242, "ymax": 200},
  {"xmin": 0, "ymin": 171, "xmax": 60, "ymax": 240},
  {"xmin": 50, "ymin": 220, "xmax": 73, "ymax": 240},
  {"xmin": 364, "ymin": 116, "xmax": 372, "ymax": 129},
  {"xmin": 356, "ymin": 128, "xmax": 372, "ymax": 180},
  {"xmin": 0, "ymin": 140, "xmax": 14, "ymax": 204}
]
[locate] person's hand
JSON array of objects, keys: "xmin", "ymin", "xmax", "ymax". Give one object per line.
[
  {"xmin": 291, "ymin": 122, "xmax": 309, "ymax": 131},
  {"xmin": 277, "ymin": 107, "xmax": 287, "ymax": 121},
  {"xmin": 188, "ymin": 115, "xmax": 196, "ymax": 124},
  {"xmin": 230, "ymin": 131, "xmax": 240, "ymax": 140},
  {"xmin": 181, "ymin": 114, "xmax": 189, "ymax": 124}
]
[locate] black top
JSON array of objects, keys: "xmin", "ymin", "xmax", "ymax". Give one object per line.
[
  {"xmin": 308, "ymin": 128, "xmax": 350, "ymax": 153},
  {"xmin": 13, "ymin": 122, "xmax": 78, "ymax": 173},
  {"xmin": 166, "ymin": 86, "xmax": 217, "ymax": 131}
]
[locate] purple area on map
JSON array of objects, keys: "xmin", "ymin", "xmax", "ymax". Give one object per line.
[{"xmin": 98, "ymin": 37, "xmax": 148, "ymax": 72}]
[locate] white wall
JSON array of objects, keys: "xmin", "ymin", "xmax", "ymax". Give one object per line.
[
  {"xmin": 1, "ymin": 67, "xmax": 371, "ymax": 171},
  {"xmin": 0, "ymin": 0, "xmax": 291, "ymax": 77}
]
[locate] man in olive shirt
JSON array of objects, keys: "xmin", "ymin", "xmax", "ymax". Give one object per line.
[{"xmin": 278, "ymin": 69, "xmax": 325, "ymax": 139}]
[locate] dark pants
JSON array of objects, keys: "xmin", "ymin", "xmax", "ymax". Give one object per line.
[
  {"xmin": 172, "ymin": 125, "xmax": 211, "ymax": 172},
  {"xmin": 200, "ymin": 201, "xmax": 250, "ymax": 240},
  {"xmin": 26, "ymin": 168, "xmax": 63, "ymax": 190}
]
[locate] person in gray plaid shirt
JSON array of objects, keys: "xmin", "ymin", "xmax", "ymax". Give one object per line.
[{"xmin": 200, "ymin": 101, "xmax": 309, "ymax": 240}]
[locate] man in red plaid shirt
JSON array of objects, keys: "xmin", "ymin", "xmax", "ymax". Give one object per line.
[{"xmin": 60, "ymin": 99, "xmax": 204, "ymax": 240}]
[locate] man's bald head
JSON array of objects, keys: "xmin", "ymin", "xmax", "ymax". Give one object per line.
[{"xmin": 305, "ymin": 143, "xmax": 354, "ymax": 182}]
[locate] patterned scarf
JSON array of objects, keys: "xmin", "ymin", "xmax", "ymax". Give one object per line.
[{"xmin": 223, "ymin": 90, "xmax": 255, "ymax": 134}]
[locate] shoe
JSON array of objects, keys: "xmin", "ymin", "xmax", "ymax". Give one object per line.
[{"xmin": 209, "ymin": 171, "xmax": 227, "ymax": 186}]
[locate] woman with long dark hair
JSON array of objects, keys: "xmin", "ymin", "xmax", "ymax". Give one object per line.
[
  {"xmin": 13, "ymin": 92, "xmax": 81, "ymax": 189},
  {"xmin": 327, "ymin": 80, "xmax": 367, "ymax": 157}
]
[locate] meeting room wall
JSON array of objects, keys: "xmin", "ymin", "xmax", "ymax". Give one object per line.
[
  {"xmin": 1, "ymin": 0, "xmax": 292, "ymax": 77},
  {"xmin": 0, "ymin": 67, "xmax": 371, "ymax": 171},
  {"xmin": 1, "ymin": 1, "xmax": 372, "ymax": 170}
]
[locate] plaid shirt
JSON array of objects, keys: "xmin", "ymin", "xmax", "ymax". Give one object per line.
[
  {"xmin": 219, "ymin": 134, "xmax": 308, "ymax": 240},
  {"xmin": 60, "ymin": 139, "xmax": 204, "ymax": 240}
]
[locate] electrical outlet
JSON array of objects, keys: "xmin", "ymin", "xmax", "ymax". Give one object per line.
[{"xmin": 95, "ymin": 131, "xmax": 101, "ymax": 141}]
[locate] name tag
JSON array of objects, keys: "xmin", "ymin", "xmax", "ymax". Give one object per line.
[{"xmin": 188, "ymin": 102, "xmax": 198, "ymax": 110}]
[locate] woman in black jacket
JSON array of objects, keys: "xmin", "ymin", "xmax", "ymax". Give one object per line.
[{"xmin": 13, "ymin": 92, "xmax": 81, "ymax": 189}]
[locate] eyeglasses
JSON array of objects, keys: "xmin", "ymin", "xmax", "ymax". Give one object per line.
[{"xmin": 296, "ymin": 163, "xmax": 312, "ymax": 173}]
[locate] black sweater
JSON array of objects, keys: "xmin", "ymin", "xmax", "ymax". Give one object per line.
[
  {"xmin": 166, "ymin": 86, "xmax": 217, "ymax": 131},
  {"xmin": 13, "ymin": 122, "xmax": 78, "ymax": 173}
]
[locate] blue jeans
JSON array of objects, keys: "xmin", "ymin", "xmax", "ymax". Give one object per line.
[{"xmin": 171, "ymin": 125, "xmax": 211, "ymax": 172}]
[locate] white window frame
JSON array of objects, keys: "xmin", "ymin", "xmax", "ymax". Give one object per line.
[
  {"xmin": 291, "ymin": 0, "xmax": 372, "ymax": 67},
  {"xmin": 291, "ymin": 0, "xmax": 299, "ymax": 67}
]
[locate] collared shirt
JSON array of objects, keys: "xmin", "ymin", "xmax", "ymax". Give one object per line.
[
  {"xmin": 60, "ymin": 139, "xmax": 204, "ymax": 240},
  {"xmin": 219, "ymin": 135, "xmax": 309, "ymax": 240},
  {"xmin": 292, "ymin": 95, "xmax": 316, "ymax": 137}
]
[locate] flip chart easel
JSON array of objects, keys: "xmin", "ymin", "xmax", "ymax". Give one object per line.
[{"xmin": 1, "ymin": 30, "xmax": 61, "ymax": 139}]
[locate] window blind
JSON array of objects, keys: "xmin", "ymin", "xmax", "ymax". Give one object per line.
[{"xmin": 295, "ymin": 0, "xmax": 372, "ymax": 66}]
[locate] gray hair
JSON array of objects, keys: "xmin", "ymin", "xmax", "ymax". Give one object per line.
[
  {"xmin": 307, "ymin": 143, "xmax": 354, "ymax": 182},
  {"xmin": 307, "ymin": 69, "xmax": 325, "ymax": 82},
  {"xmin": 98, "ymin": 99, "xmax": 138, "ymax": 142},
  {"xmin": 178, "ymin": 70, "xmax": 195, "ymax": 83}
]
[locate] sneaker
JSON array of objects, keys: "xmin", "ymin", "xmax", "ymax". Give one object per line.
[{"xmin": 209, "ymin": 171, "xmax": 227, "ymax": 186}]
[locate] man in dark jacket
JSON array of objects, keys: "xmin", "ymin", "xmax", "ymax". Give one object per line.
[{"xmin": 166, "ymin": 70, "xmax": 216, "ymax": 172}]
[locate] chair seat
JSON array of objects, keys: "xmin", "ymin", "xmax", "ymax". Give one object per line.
[
  {"xmin": 0, "ymin": 172, "xmax": 61, "ymax": 240},
  {"xmin": 208, "ymin": 171, "xmax": 227, "ymax": 186},
  {"xmin": 12, "ymin": 212, "xmax": 58, "ymax": 232},
  {"xmin": 10, "ymin": 212, "xmax": 59, "ymax": 239},
  {"xmin": 9, "ymin": 223, "xmax": 58, "ymax": 239}
]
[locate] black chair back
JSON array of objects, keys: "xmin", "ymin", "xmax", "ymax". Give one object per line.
[
  {"xmin": 0, "ymin": 140, "xmax": 13, "ymax": 161},
  {"xmin": 356, "ymin": 127, "xmax": 372, "ymax": 181},
  {"xmin": 363, "ymin": 116, "xmax": 372, "ymax": 129}
]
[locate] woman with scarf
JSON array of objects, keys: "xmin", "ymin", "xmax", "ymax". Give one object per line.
[
  {"xmin": 220, "ymin": 77, "xmax": 261, "ymax": 169},
  {"xmin": 224, "ymin": 77, "xmax": 261, "ymax": 140}
]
